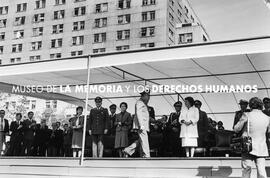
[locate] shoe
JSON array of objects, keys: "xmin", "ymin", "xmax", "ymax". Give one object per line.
[{"xmin": 122, "ymin": 150, "xmax": 129, "ymax": 158}]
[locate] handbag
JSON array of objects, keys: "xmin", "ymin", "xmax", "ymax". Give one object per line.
[{"xmin": 230, "ymin": 114, "xmax": 252, "ymax": 154}]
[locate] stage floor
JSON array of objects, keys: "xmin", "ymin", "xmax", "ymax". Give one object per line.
[{"xmin": 0, "ymin": 157, "xmax": 270, "ymax": 178}]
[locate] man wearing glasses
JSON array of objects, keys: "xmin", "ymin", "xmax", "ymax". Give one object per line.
[{"xmin": 0, "ymin": 110, "xmax": 9, "ymax": 156}]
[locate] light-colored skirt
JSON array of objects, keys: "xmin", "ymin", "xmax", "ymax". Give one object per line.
[
  {"xmin": 72, "ymin": 130, "xmax": 82, "ymax": 149},
  {"xmin": 182, "ymin": 137, "xmax": 197, "ymax": 147}
]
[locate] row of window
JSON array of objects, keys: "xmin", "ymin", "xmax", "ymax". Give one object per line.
[
  {"xmin": 0, "ymin": 42, "xmax": 155, "ymax": 64},
  {"xmin": 0, "ymin": 26, "xmax": 155, "ymax": 46},
  {"xmin": 0, "ymin": 10, "xmax": 155, "ymax": 29},
  {"xmin": 0, "ymin": 0, "xmax": 155, "ymax": 16}
]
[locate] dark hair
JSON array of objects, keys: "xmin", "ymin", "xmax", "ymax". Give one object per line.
[
  {"xmin": 217, "ymin": 121, "xmax": 223, "ymax": 125},
  {"xmin": 76, "ymin": 106, "xmax": 83, "ymax": 111},
  {"xmin": 0, "ymin": 110, "xmax": 5, "ymax": 114},
  {"xmin": 185, "ymin": 97, "xmax": 195, "ymax": 106},
  {"xmin": 109, "ymin": 104, "xmax": 116, "ymax": 109},
  {"xmin": 194, "ymin": 100, "xmax": 202, "ymax": 106},
  {"xmin": 120, "ymin": 102, "xmax": 128, "ymax": 108},
  {"xmin": 249, "ymin": 97, "xmax": 263, "ymax": 110},
  {"xmin": 28, "ymin": 111, "xmax": 34, "ymax": 115},
  {"xmin": 16, "ymin": 113, "xmax": 22, "ymax": 118}
]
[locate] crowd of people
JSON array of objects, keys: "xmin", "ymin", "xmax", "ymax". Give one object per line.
[{"xmin": 0, "ymin": 92, "xmax": 270, "ymax": 162}]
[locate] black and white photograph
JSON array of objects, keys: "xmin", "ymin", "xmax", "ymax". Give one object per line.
[{"xmin": 0, "ymin": 0, "xmax": 270, "ymax": 177}]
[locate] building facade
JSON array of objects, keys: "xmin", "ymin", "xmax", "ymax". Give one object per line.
[{"xmin": 0, "ymin": 0, "xmax": 208, "ymax": 65}]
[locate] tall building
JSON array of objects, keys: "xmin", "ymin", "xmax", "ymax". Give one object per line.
[{"xmin": 0, "ymin": 0, "xmax": 209, "ymax": 65}]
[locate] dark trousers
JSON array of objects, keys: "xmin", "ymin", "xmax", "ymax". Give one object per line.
[
  {"xmin": 47, "ymin": 146, "xmax": 57, "ymax": 157},
  {"xmin": 9, "ymin": 137, "xmax": 23, "ymax": 156},
  {"xmin": 63, "ymin": 144, "xmax": 72, "ymax": 157},
  {"xmin": 33, "ymin": 144, "xmax": 47, "ymax": 156},
  {"xmin": 22, "ymin": 139, "xmax": 34, "ymax": 156}
]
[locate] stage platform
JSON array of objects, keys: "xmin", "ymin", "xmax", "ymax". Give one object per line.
[{"xmin": 1, "ymin": 157, "xmax": 270, "ymax": 178}]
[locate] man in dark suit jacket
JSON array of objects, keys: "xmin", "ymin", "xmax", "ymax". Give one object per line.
[
  {"xmin": 195, "ymin": 100, "xmax": 209, "ymax": 148},
  {"xmin": 108, "ymin": 104, "xmax": 117, "ymax": 136},
  {"xmin": 233, "ymin": 100, "xmax": 250, "ymax": 128},
  {"xmin": 87, "ymin": 97, "xmax": 109, "ymax": 157},
  {"xmin": 10, "ymin": 113, "xmax": 23, "ymax": 156},
  {"xmin": 33, "ymin": 119, "xmax": 51, "ymax": 156},
  {"xmin": 165, "ymin": 101, "xmax": 182, "ymax": 156},
  {"xmin": 22, "ymin": 111, "xmax": 36, "ymax": 156},
  {"xmin": 0, "ymin": 110, "xmax": 9, "ymax": 156}
]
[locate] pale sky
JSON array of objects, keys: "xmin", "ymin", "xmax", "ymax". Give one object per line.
[{"xmin": 189, "ymin": 0, "xmax": 270, "ymax": 41}]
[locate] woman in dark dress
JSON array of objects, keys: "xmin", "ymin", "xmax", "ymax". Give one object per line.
[{"xmin": 114, "ymin": 102, "xmax": 132, "ymax": 157}]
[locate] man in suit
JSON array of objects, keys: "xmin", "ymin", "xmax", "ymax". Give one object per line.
[
  {"xmin": 108, "ymin": 104, "xmax": 117, "ymax": 136},
  {"xmin": 0, "ymin": 110, "xmax": 9, "ymax": 156},
  {"xmin": 263, "ymin": 97, "xmax": 270, "ymax": 116},
  {"xmin": 123, "ymin": 90, "xmax": 151, "ymax": 158},
  {"xmin": 10, "ymin": 113, "xmax": 23, "ymax": 156},
  {"xmin": 22, "ymin": 111, "xmax": 36, "ymax": 156},
  {"xmin": 166, "ymin": 101, "xmax": 182, "ymax": 157},
  {"xmin": 194, "ymin": 100, "xmax": 209, "ymax": 148},
  {"xmin": 233, "ymin": 100, "xmax": 250, "ymax": 128},
  {"xmin": 87, "ymin": 96, "xmax": 110, "ymax": 158},
  {"xmin": 33, "ymin": 119, "xmax": 51, "ymax": 156}
]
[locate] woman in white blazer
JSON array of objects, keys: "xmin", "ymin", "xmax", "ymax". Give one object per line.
[
  {"xmin": 234, "ymin": 97, "xmax": 270, "ymax": 178},
  {"xmin": 179, "ymin": 97, "xmax": 199, "ymax": 157}
]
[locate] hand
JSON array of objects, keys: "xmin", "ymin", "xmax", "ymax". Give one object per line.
[
  {"xmin": 89, "ymin": 130, "xmax": 92, "ymax": 135},
  {"xmin": 17, "ymin": 125, "xmax": 23, "ymax": 129},
  {"xmin": 104, "ymin": 129, "xmax": 108, "ymax": 134}
]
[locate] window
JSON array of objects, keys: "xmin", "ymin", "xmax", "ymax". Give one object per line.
[
  {"xmin": 35, "ymin": 0, "xmax": 46, "ymax": 9},
  {"xmin": 14, "ymin": 30, "xmax": 24, "ymax": 39},
  {"xmin": 0, "ymin": 6, "xmax": 8, "ymax": 15},
  {"xmin": 191, "ymin": 15, "xmax": 194, "ymax": 23},
  {"xmin": 73, "ymin": 21, "xmax": 85, "ymax": 31},
  {"xmin": 17, "ymin": 3, "xmax": 27, "ymax": 12},
  {"xmin": 184, "ymin": 6, "xmax": 189, "ymax": 14},
  {"xmin": 29, "ymin": 55, "xmax": 41, "ymax": 61},
  {"xmin": 170, "ymin": 0, "xmax": 174, "ymax": 6},
  {"xmin": 203, "ymin": 35, "xmax": 207, "ymax": 42},
  {"xmin": 141, "ymin": 26, "xmax": 155, "ymax": 37},
  {"xmin": 51, "ymin": 38, "xmax": 62, "ymax": 48},
  {"xmin": 74, "ymin": 6, "xmax": 86, "ymax": 16},
  {"xmin": 53, "ymin": 100, "xmax": 57, "ymax": 109},
  {"xmin": 0, "ymin": 46, "xmax": 3, "ymax": 54},
  {"xmin": 0, "ymin": 59, "xmax": 2, "ymax": 65},
  {"xmin": 0, "ymin": 32, "xmax": 4, "ymax": 41},
  {"xmin": 178, "ymin": 33, "xmax": 193, "ymax": 44},
  {"xmin": 46, "ymin": 100, "xmax": 50, "ymax": 108},
  {"xmin": 0, "ymin": 19, "xmax": 7, "ymax": 28},
  {"xmin": 31, "ymin": 41, "xmax": 42, "ymax": 50},
  {"xmin": 50, "ymin": 53, "xmax": 61, "ymax": 59},
  {"xmin": 169, "ymin": 13, "xmax": 174, "ymax": 22},
  {"xmin": 14, "ymin": 16, "xmax": 25, "ymax": 26},
  {"xmin": 96, "ymin": 3, "xmax": 108, "ymax": 13},
  {"xmin": 142, "ymin": 11, "xmax": 155, "ymax": 21},
  {"xmin": 33, "ymin": 27, "xmax": 43, "ymax": 36},
  {"xmin": 10, "ymin": 57, "xmax": 21, "ymax": 63},
  {"xmin": 93, "ymin": 48, "xmax": 106, "ymax": 53},
  {"xmin": 74, "ymin": 0, "xmax": 86, "ymax": 2},
  {"xmin": 31, "ymin": 100, "xmax": 36, "ymax": 109},
  {"xmin": 71, "ymin": 50, "xmax": 83, "ymax": 56},
  {"xmin": 93, "ymin": 33, "xmax": 106, "ymax": 43},
  {"xmin": 33, "ymin": 13, "xmax": 45, "ymax": 23},
  {"xmin": 142, "ymin": 0, "xmax": 155, "ymax": 6},
  {"xmin": 55, "ymin": 0, "xmax": 65, "ymax": 5},
  {"xmin": 52, "ymin": 24, "xmax": 64, "ymax": 33},
  {"xmin": 177, "ymin": 9, "xmax": 182, "ymax": 17},
  {"xmin": 12, "ymin": 44, "xmax": 23, "ymax": 53},
  {"xmin": 118, "ymin": 14, "xmax": 130, "ymax": 24},
  {"xmin": 140, "ymin": 42, "xmax": 155, "ymax": 48},
  {"xmin": 117, "ymin": 30, "xmax": 130, "ymax": 40},
  {"xmin": 94, "ymin": 18, "xmax": 107, "ymax": 28},
  {"xmin": 72, "ymin": 36, "xmax": 84, "ymax": 45},
  {"xmin": 169, "ymin": 28, "xmax": 174, "ymax": 39},
  {"xmin": 53, "ymin": 10, "xmax": 65, "ymax": 20},
  {"xmin": 118, "ymin": 0, "xmax": 131, "ymax": 9},
  {"xmin": 116, "ymin": 45, "xmax": 129, "ymax": 51}
]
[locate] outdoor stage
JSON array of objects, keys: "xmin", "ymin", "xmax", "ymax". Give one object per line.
[{"xmin": 1, "ymin": 157, "xmax": 270, "ymax": 178}]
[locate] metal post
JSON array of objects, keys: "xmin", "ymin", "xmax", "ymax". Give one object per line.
[{"xmin": 80, "ymin": 56, "xmax": 91, "ymax": 166}]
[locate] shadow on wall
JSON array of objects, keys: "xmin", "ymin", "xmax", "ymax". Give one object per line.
[{"xmin": 197, "ymin": 166, "xmax": 233, "ymax": 178}]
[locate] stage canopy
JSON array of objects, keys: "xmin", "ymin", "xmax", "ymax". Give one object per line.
[{"xmin": 0, "ymin": 36, "xmax": 270, "ymax": 129}]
